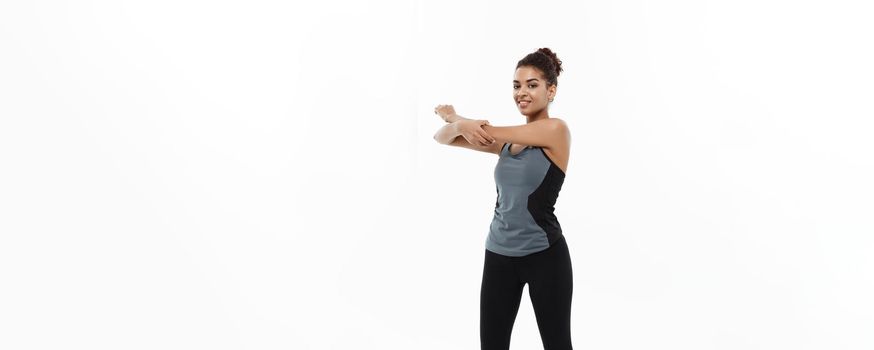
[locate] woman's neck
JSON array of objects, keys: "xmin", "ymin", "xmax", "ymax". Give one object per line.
[{"xmin": 526, "ymin": 110, "xmax": 550, "ymax": 123}]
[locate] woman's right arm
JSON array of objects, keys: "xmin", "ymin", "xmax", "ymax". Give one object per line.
[
  {"xmin": 433, "ymin": 121, "xmax": 462, "ymax": 144},
  {"xmin": 433, "ymin": 120, "xmax": 496, "ymax": 146}
]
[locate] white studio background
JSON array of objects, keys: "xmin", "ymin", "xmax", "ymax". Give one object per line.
[{"xmin": 0, "ymin": 0, "xmax": 872, "ymax": 349}]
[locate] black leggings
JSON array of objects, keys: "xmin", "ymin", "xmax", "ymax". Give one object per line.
[{"xmin": 480, "ymin": 235, "xmax": 573, "ymax": 350}]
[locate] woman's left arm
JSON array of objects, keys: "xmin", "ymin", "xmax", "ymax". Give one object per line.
[{"xmin": 481, "ymin": 118, "xmax": 569, "ymax": 149}]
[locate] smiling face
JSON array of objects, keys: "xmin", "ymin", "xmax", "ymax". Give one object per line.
[{"xmin": 513, "ymin": 66, "xmax": 556, "ymax": 116}]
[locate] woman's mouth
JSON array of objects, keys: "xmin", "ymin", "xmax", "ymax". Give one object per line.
[{"xmin": 518, "ymin": 101, "xmax": 530, "ymax": 108}]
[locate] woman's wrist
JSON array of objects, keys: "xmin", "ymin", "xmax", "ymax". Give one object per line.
[{"xmin": 443, "ymin": 113, "xmax": 468, "ymax": 123}]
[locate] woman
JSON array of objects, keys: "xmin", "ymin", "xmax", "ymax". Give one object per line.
[{"xmin": 432, "ymin": 48, "xmax": 573, "ymax": 350}]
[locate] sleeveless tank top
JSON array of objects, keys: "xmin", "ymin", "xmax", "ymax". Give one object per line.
[{"xmin": 486, "ymin": 142, "xmax": 566, "ymax": 256}]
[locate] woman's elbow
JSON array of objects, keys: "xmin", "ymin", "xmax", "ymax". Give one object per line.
[{"xmin": 433, "ymin": 133, "xmax": 446, "ymax": 145}]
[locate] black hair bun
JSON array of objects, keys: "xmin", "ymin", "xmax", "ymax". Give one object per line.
[{"xmin": 537, "ymin": 47, "xmax": 563, "ymax": 77}]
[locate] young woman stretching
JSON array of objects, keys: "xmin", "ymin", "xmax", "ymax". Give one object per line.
[{"xmin": 433, "ymin": 47, "xmax": 573, "ymax": 350}]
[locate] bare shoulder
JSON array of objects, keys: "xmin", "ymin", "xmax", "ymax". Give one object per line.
[
  {"xmin": 543, "ymin": 118, "xmax": 570, "ymax": 173},
  {"xmin": 545, "ymin": 118, "xmax": 570, "ymax": 153},
  {"xmin": 549, "ymin": 117, "xmax": 570, "ymax": 141},
  {"xmin": 550, "ymin": 117, "xmax": 569, "ymax": 130}
]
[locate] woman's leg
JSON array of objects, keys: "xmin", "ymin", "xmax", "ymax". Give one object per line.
[
  {"xmin": 480, "ymin": 249, "xmax": 525, "ymax": 350},
  {"xmin": 525, "ymin": 236, "xmax": 574, "ymax": 350}
]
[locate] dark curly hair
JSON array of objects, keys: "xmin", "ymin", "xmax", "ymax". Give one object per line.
[{"xmin": 516, "ymin": 47, "xmax": 563, "ymax": 87}]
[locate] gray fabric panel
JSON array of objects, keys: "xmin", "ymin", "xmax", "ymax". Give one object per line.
[{"xmin": 486, "ymin": 143, "xmax": 553, "ymax": 257}]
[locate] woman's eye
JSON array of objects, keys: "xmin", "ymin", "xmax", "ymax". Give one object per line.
[{"xmin": 530, "ymin": 85, "xmax": 537, "ymax": 88}]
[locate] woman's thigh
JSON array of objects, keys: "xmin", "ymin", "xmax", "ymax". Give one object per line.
[
  {"xmin": 523, "ymin": 237, "xmax": 573, "ymax": 349},
  {"xmin": 480, "ymin": 249, "xmax": 525, "ymax": 350}
]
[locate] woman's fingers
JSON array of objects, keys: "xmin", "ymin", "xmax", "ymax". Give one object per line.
[
  {"xmin": 476, "ymin": 120, "xmax": 495, "ymax": 144},
  {"xmin": 478, "ymin": 129, "xmax": 496, "ymax": 144},
  {"xmin": 465, "ymin": 131, "xmax": 488, "ymax": 146},
  {"xmin": 457, "ymin": 120, "xmax": 494, "ymax": 146},
  {"xmin": 476, "ymin": 132, "xmax": 488, "ymax": 145},
  {"xmin": 475, "ymin": 133, "xmax": 490, "ymax": 146}
]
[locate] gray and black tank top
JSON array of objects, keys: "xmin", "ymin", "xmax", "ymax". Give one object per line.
[{"xmin": 487, "ymin": 142, "xmax": 566, "ymax": 256}]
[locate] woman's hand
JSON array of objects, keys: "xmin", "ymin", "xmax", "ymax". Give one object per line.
[
  {"xmin": 455, "ymin": 119, "xmax": 496, "ymax": 146},
  {"xmin": 434, "ymin": 104, "xmax": 457, "ymax": 122}
]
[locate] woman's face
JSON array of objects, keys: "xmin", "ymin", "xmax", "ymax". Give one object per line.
[{"xmin": 513, "ymin": 66, "xmax": 555, "ymax": 116}]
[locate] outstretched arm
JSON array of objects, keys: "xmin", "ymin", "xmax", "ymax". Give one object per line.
[
  {"xmin": 481, "ymin": 118, "xmax": 569, "ymax": 149},
  {"xmin": 433, "ymin": 119, "xmax": 495, "ymax": 146}
]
